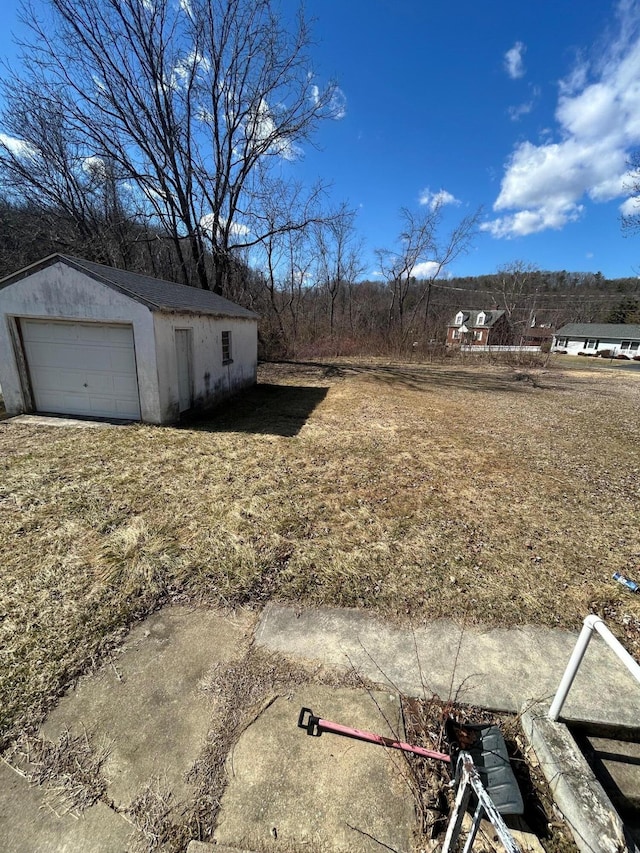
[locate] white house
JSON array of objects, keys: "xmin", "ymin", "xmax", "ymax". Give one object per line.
[
  {"xmin": 553, "ymin": 323, "xmax": 640, "ymax": 358},
  {"xmin": 0, "ymin": 254, "xmax": 259, "ymax": 424}
]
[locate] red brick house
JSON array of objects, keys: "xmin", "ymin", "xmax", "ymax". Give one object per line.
[{"xmin": 446, "ymin": 309, "xmax": 511, "ymax": 347}]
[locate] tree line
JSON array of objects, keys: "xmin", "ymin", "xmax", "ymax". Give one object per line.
[{"xmin": 2, "ymin": 192, "xmax": 639, "ymax": 359}]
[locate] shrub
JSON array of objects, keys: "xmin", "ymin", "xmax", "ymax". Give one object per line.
[
  {"xmin": 616, "ymin": 353, "xmax": 631, "ymax": 360},
  {"xmin": 598, "ymin": 349, "xmax": 614, "ymax": 358}
]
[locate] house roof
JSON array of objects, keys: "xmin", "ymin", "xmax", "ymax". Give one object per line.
[
  {"xmin": 521, "ymin": 327, "xmax": 554, "ymax": 340},
  {"xmin": 0, "ymin": 253, "xmax": 259, "ymax": 320},
  {"xmin": 450, "ymin": 309, "xmax": 506, "ymax": 328},
  {"xmin": 555, "ymin": 323, "xmax": 640, "ymax": 339}
]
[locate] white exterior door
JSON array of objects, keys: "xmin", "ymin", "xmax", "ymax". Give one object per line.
[
  {"xmin": 21, "ymin": 319, "xmax": 141, "ymax": 419},
  {"xmin": 175, "ymin": 328, "xmax": 193, "ymax": 412}
]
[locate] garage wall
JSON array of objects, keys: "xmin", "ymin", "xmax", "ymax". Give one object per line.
[
  {"xmin": 153, "ymin": 312, "xmax": 258, "ymax": 421},
  {"xmin": 0, "ymin": 262, "xmax": 162, "ymax": 422}
]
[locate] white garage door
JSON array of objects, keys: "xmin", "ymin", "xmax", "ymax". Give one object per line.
[{"xmin": 21, "ymin": 319, "xmax": 141, "ymax": 419}]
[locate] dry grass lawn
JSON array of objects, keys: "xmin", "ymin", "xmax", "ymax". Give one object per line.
[{"xmin": 2, "ymin": 355, "xmax": 640, "ymax": 747}]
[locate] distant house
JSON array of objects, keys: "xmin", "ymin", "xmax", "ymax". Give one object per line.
[
  {"xmin": 446, "ymin": 309, "xmax": 511, "ymax": 347},
  {"xmin": 519, "ymin": 317, "xmax": 555, "ymax": 348},
  {"xmin": 553, "ymin": 323, "xmax": 640, "ymax": 357},
  {"xmin": 0, "ymin": 254, "xmax": 259, "ymax": 424}
]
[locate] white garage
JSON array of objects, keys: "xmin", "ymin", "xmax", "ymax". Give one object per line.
[{"xmin": 0, "ymin": 254, "xmax": 259, "ymax": 424}]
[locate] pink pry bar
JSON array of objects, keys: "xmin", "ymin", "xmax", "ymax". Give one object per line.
[{"xmin": 298, "ymin": 707, "xmax": 450, "ymax": 763}]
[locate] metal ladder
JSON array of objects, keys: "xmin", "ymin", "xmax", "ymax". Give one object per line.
[{"xmin": 442, "ymin": 751, "xmax": 523, "ymax": 853}]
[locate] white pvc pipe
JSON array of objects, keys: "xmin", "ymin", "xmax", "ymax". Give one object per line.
[{"xmin": 548, "ymin": 615, "xmax": 640, "ymax": 721}]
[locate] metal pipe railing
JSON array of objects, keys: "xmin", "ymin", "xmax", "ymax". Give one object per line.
[{"xmin": 548, "ymin": 614, "xmax": 640, "ymax": 721}]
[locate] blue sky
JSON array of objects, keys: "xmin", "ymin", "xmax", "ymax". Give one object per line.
[
  {"xmin": 296, "ymin": 0, "xmax": 640, "ymax": 279},
  {"xmin": 2, "ymin": 0, "xmax": 640, "ymax": 279}
]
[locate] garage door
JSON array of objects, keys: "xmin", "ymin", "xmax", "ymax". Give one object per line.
[{"xmin": 21, "ymin": 319, "xmax": 141, "ymax": 419}]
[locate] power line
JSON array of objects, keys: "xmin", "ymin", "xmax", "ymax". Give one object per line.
[{"xmin": 424, "ymin": 279, "xmax": 640, "ymax": 301}]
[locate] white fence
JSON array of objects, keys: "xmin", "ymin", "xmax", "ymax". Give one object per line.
[{"xmin": 460, "ymin": 345, "xmax": 541, "ymax": 353}]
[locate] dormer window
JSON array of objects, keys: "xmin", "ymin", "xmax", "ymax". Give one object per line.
[
  {"xmin": 455, "ymin": 311, "xmax": 464, "ymax": 325},
  {"xmin": 477, "ymin": 311, "xmax": 486, "ymax": 325}
]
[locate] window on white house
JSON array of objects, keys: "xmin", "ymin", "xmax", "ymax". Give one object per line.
[
  {"xmin": 620, "ymin": 340, "xmax": 639, "ymax": 352},
  {"xmin": 585, "ymin": 339, "xmax": 597, "ymax": 349},
  {"xmin": 557, "ymin": 338, "xmax": 567, "ymax": 347},
  {"xmin": 222, "ymin": 330, "xmax": 232, "ymax": 364}
]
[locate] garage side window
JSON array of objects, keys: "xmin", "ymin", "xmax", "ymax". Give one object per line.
[{"xmin": 222, "ymin": 330, "xmax": 232, "ymax": 364}]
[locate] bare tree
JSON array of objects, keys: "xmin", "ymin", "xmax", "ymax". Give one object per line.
[
  {"xmin": 622, "ymin": 151, "xmax": 640, "ymax": 238},
  {"xmin": 0, "ymin": 0, "xmax": 341, "ymax": 292},
  {"xmin": 314, "ymin": 204, "xmax": 365, "ymax": 343},
  {"xmin": 0, "ymin": 89, "xmax": 145, "ymax": 267},
  {"xmin": 493, "ymin": 260, "xmax": 540, "ymax": 341},
  {"xmin": 376, "ymin": 203, "xmax": 480, "ymax": 348}
]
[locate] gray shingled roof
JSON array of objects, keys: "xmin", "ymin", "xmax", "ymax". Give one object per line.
[
  {"xmin": 0, "ymin": 253, "xmax": 259, "ymax": 320},
  {"xmin": 556, "ymin": 323, "xmax": 640, "ymax": 339},
  {"xmin": 451, "ymin": 309, "xmax": 506, "ymax": 328}
]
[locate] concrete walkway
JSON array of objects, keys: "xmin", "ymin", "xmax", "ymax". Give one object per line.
[
  {"xmin": 255, "ymin": 603, "xmax": 640, "ymax": 727},
  {"xmin": 2, "ymin": 603, "xmax": 639, "ymax": 852}
]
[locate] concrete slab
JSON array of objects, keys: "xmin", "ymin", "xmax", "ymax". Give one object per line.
[
  {"xmin": 5, "ymin": 414, "xmax": 125, "ymax": 428},
  {"xmin": 214, "ymin": 685, "xmax": 416, "ymax": 853},
  {"xmin": 42, "ymin": 606, "xmax": 254, "ymax": 809},
  {"xmin": 579, "ymin": 734, "xmax": 640, "ymax": 846},
  {"xmin": 255, "ymin": 604, "xmax": 640, "ymax": 726},
  {"xmin": 521, "ymin": 702, "xmax": 637, "ymax": 853},
  {"xmin": 583, "ymin": 736, "xmax": 640, "ymax": 808},
  {"xmin": 0, "ymin": 761, "xmax": 133, "ymax": 853}
]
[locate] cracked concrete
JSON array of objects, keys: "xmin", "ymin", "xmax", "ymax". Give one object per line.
[{"xmin": 2, "ymin": 602, "xmax": 640, "ymax": 853}]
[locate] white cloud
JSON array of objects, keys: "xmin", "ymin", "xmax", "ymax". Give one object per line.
[
  {"xmin": 481, "ymin": 202, "xmax": 584, "ymax": 238},
  {"xmin": 0, "ymin": 133, "xmax": 37, "ymax": 159},
  {"xmin": 508, "ymin": 85, "xmax": 541, "ymax": 121},
  {"xmin": 246, "ymin": 98, "xmax": 302, "ymax": 160},
  {"xmin": 486, "ymin": 3, "xmax": 640, "ymax": 238},
  {"xmin": 201, "ymin": 213, "xmax": 250, "ymax": 239},
  {"xmin": 82, "ymin": 155, "xmax": 107, "ymax": 179},
  {"xmin": 411, "ymin": 261, "xmax": 442, "ymax": 278},
  {"xmin": 508, "ymin": 100, "xmax": 534, "ymax": 121},
  {"xmin": 309, "ymin": 81, "xmax": 346, "ymax": 119},
  {"xmin": 620, "ymin": 195, "xmax": 640, "ymax": 216},
  {"xmin": 173, "ymin": 50, "xmax": 211, "ymax": 87},
  {"xmin": 504, "ymin": 41, "xmax": 526, "ymax": 79},
  {"xmin": 329, "ymin": 87, "xmax": 347, "ymax": 120},
  {"xmin": 418, "ymin": 188, "xmax": 460, "ymax": 210}
]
